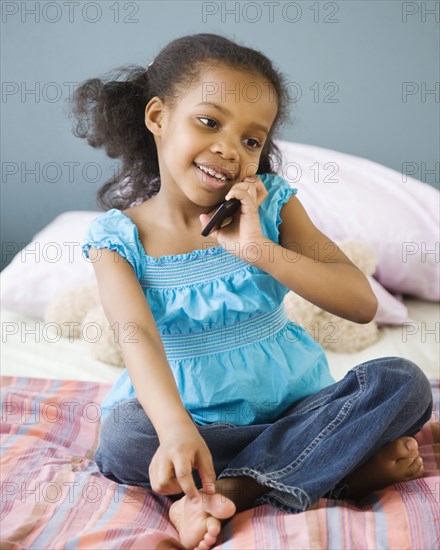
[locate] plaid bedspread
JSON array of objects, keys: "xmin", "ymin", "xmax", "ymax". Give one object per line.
[{"xmin": 1, "ymin": 376, "xmax": 439, "ymax": 549}]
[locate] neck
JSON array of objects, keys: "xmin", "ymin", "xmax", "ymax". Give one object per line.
[{"xmin": 147, "ymin": 189, "xmax": 220, "ymax": 230}]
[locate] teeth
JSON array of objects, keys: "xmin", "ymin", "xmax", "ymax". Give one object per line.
[{"xmin": 197, "ymin": 164, "xmax": 227, "ymax": 182}]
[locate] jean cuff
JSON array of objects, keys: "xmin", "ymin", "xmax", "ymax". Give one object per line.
[{"xmin": 217, "ymin": 467, "xmax": 311, "ymax": 513}]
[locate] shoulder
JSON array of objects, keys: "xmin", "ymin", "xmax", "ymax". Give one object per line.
[
  {"xmin": 122, "ymin": 203, "xmax": 142, "ymax": 223},
  {"xmin": 86, "ymin": 204, "xmax": 151, "ymax": 239},
  {"xmin": 87, "ymin": 208, "xmax": 130, "ymax": 232},
  {"xmin": 122, "ymin": 202, "xmax": 150, "ymax": 230},
  {"xmin": 82, "ymin": 207, "xmax": 147, "ymax": 279},
  {"xmin": 257, "ymin": 173, "xmax": 298, "ymax": 244},
  {"xmin": 83, "ymin": 208, "xmax": 139, "ymax": 253},
  {"xmin": 258, "ymin": 173, "xmax": 298, "ymax": 216},
  {"xmin": 258, "ymin": 173, "xmax": 297, "ymax": 197}
]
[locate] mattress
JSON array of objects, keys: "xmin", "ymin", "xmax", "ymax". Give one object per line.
[
  {"xmin": 1, "ymin": 376, "xmax": 438, "ymax": 549},
  {"xmin": 1, "ymin": 299, "xmax": 439, "ymax": 549}
]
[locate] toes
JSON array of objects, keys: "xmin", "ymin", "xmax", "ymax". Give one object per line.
[
  {"xmin": 173, "ymin": 492, "xmax": 232, "ymax": 550},
  {"xmin": 205, "ymin": 516, "xmax": 220, "ymax": 539},
  {"xmin": 397, "ymin": 436, "xmax": 418, "ymax": 458},
  {"xmin": 402, "ymin": 437, "xmax": 418, "ymax": 454},
  {"xmin": 391, "ymin": 437, "xmax": 419, "ymax": 461},
  {"xmin": 406, "ymin": 456, "xmax": 424, "ymax": 479},
  {"xmin": 196, "ymin": 522, "xmax": 219, "ymax": 550},
  {"xmin": 194, "ymin": 516, "xmax": 222, "ymax": 550}
]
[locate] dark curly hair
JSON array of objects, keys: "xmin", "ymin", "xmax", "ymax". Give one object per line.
[{"xmin": 68, "ymin": 33, "xmax": 293, "ymax": 210}]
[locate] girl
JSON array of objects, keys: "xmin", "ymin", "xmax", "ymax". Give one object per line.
[{"xmin": 78, "ymin": 34, "xmax": 433, "ymax": 550}]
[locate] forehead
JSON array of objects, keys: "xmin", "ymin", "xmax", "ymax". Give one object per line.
[{"xmin": 179, "ymin": 65, "xmax": 278, "ymax": 127}]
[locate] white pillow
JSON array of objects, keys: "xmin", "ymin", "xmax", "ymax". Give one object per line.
[
  {"xmin": 1, "ymin": 211, "xmax": 99, "ymax": 319},
  {"xmin": 2, "ymin": 141, "xmax": 436, "ymax": 320},
  {"xmin": 275, "ymin": 140, "xmax": 439, "ymax": 301},
  {"xmin": 0, "ymin": 209, "xmax": 410, "ymax": 326},
  {"xmin": 1, "ymin": 208, "xmax": 408, "ymax": 326}
]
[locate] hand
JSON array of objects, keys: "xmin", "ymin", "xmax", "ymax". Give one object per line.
[
  {"xmin": 199, "ymin": 176, "xmax": 268, "ymax": 262},
  {"xmin": 148, "ymin": 423, "xmax": 217, "ymax": 501}
]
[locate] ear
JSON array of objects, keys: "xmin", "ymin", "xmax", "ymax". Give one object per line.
[{"xmin": 144, "ymin": 96, "xmax": 167, "ymax": 136}]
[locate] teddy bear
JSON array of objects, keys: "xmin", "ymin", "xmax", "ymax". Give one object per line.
[
  {"xmin": 283, "ymin": 240, "xmax": 380, "ymax": 353},
  {"xmin": 43, "ymin": 240, "xmax": 380, "ymax": 366},
  {"xmin": 44, "ymin": 282, "xmax": 126, "ymax": 366}
]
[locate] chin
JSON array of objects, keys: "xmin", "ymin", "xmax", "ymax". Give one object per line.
[{"xmin": 189, "ymin": 189, "xmax": 224, "ymax": 209}]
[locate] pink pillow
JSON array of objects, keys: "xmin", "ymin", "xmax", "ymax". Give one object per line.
[
  {"xmin": 368, "ymin": 276, "xmax": 409, "ymax": 325},
  {"xmin": 276, "ymin": 140, "xmax": 439, "ymax": 301},
  {"xmin": 1, "ymin": 142, "xmax": 432, "ymax": 326}
]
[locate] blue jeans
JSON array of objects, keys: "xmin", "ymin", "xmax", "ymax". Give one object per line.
[{"xmin": 94, "ymin": 357, "xmax": 433, "ymax": 514}]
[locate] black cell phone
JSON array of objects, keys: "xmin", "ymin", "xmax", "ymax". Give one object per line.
[{"xmin": 200, "ymin": 198, "xmax": 241, "ymax": 237}]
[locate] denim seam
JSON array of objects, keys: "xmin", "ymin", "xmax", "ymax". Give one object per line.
[
  {"xmin": 287, "ymin": 394, "xmax": 331, "ymax": 416},
  {"xmin": 257, "ymin": 364, "xmax": 368, "ymax": 481},
  {"xmin": 217, "ymin": 466, "xmax": 311, "ymax": 509}
]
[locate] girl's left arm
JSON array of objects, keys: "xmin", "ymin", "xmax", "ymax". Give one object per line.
[{"xmin": 252, "ymin": 195, "xmax": 378, "ymax": 324}]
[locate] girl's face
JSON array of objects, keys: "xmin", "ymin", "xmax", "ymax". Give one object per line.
[{"xmin": 145, "ymin": 64, "xmax": 278, "ymax": 209}]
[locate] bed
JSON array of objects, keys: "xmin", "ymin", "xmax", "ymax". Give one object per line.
[{"xmin": 1, "ymin": 140, "xmax": 439, "ymax": 549}]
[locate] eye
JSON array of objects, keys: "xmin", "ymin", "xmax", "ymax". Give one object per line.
[
  {"xmin": 197, "ymin": 117, "xmax": 263, "ymax": 149},
  {"xmin": 198, "ymin": 116, "xmax": 218, "ymax": 128},
  {"xmin": 245, "ymin": 138, "xmax": 262, "ymax": 149}
]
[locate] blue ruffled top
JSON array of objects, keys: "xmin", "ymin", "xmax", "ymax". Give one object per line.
[{"xmin": 82, "ymin": 173, "xmax": 334, "ymax": 425}]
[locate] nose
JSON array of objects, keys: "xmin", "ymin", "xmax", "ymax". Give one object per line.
[{"xmin": 210, "ymin": 135, "xmax": 239, "ymax": 162}]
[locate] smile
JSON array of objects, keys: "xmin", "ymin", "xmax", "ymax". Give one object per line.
[
  {"xmin": 194, "ymin": 163, "xmax": 230, "ymax": 192},
  {"xmin": 195, "ymin": 163, "xmax": 229, "ymax": 182}
]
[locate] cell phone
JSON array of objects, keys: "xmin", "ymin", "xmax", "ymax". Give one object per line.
[{"xmin": 200, "ymin": 198, "xmax": 241, "ymax": 237}]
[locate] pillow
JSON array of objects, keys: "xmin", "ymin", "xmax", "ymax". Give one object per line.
[
  {"xmin": 1, "ymin": 211, "xmax": 99, "ymax": 319},
  {"xmin": 367, "ymin": 276, "xmax": 408, "ymax": 325},
  {"xmin": 2, "ymin": 140, "xmax": 433, "ymax": 320},
  {"xmin": 1, "ymin": 211, "xmax": 407, "ymax": 326},
  {"xmin": 274, "ymin": 140, "xmax": 439, "ymax": 301}
]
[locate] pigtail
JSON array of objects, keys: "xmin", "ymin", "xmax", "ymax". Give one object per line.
[
  {"xmin": 69, "ymin": 33, "xmax": 293, "ymax": 211},
  {"xmin": 69, "ymin": 65, "xmax": 160, "ymax": 210}
]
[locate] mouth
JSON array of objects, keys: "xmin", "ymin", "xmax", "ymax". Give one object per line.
[
  {"xmin": 194, "ymin": 163, "xmax": 233, "ymax": 191},
  {"xmin": 194, "ymin": 162, "xmax": 235, "ymax": 182}
]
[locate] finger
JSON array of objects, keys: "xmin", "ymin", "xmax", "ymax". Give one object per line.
[
  {"xmin": 196, "ymin": 453, "xmax": 217, "ymax": 495},
  {"xmin": 173, "ymin": 458, "xmax": 200, "ymax": 502},
  {"xmin": 234, "ymin": 176, "xmax": 260, "ymax": 195},
  {"xmin": 155, "ymin": 461, "xmax": 181, "ymax": 495},
  {"xmin": 255, "ymin": 181, "xmax": 268, "ymax": 207},
  {"xmin": 242, "ymin": 176, "xmax": 267, "ymax": 206},
  {"xmin": 229, "ymin": 177, "xmax": 255, "ymax": 193},
  {"xmin": 177, "ymin": 472, "xmax": 199, "ymax": 501},
  {"xmin": 225, "ymin": 185, "xmax": 255, "ymax": 202},
  {"xmin": 247, "ymin": 181, "xmax": 258, "ymax": 198}
]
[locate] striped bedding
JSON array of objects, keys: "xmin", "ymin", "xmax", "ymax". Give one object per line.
[{"xmin": 1, "ymin": 376, "xmax": 439, "ymax": 549}]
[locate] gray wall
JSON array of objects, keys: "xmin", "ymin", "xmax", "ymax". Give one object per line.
[{"xmin": 2, "ymin": 0, "xmax": 439, "ymax": 271}]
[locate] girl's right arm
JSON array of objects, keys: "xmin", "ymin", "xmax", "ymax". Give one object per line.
[{"xmin": 89, "ymin": 247, "xmax": 216, "ymax": 500}]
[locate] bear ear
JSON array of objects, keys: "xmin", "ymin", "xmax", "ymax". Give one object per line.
[
  {"xmin": 337, "ymin": 239, "xmax": 377, "ymax": 276},
  {"xmin": 44, "ymin": 283, "xmax": 100, "ymax": 339},
  {"xmin": 283, "ymin": 289, "xmax": 324, "ymax": 330}
]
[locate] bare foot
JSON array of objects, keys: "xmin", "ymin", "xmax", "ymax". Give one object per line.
[
  {"xmin": 342, "ymin": 436, "xmax": 424, "ymax": 500},
  {"xmin": 169, "ymin": 490, "xmax": 236, "ymax": 550}
]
